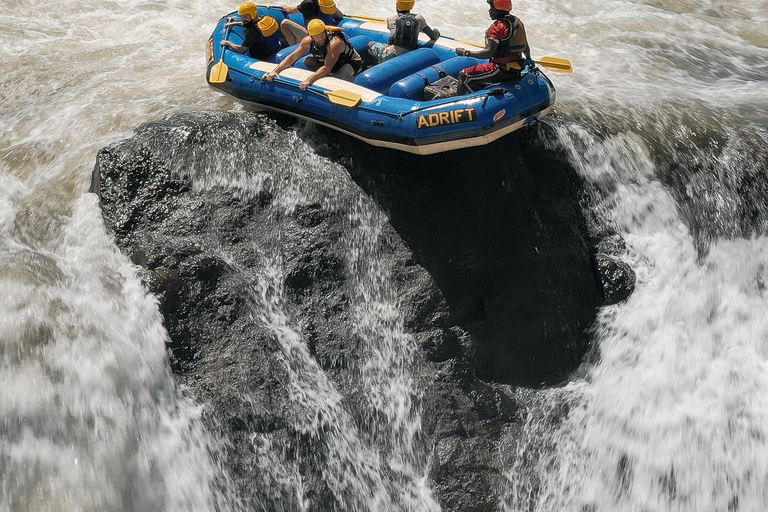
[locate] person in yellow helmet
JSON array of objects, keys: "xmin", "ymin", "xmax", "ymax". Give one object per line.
[
  {"xmin": 264, "ymin": 19, "xmax": 362, "ymax": 89},
  {"xmin": 221, "ymin": 2, "xmax": 284, "ymax": 60},
  {"xmin": 278, "ymin": 0, "xmax": 343, "ymax": 46},
  {"xmin": 367, "ymin": 0, "xmax": 440, "ymax": 64}
]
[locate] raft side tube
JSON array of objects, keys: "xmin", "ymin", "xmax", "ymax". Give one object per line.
[
  {"xmin": 354, "ymin": 48, "xmax": 441, "ymax": 94},
  {"xmin": 388, "ymin": 56, "xmax": 478, "ymax": 100}
]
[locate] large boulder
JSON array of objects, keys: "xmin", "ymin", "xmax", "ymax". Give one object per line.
[{"xmin": 91, "ymin": 111, "xmax": 632, "ymax": 511}]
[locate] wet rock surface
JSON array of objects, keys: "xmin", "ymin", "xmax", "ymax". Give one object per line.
[{"xmin": 92, "ymin": 111, "xmax": 633, "ymax": 511}]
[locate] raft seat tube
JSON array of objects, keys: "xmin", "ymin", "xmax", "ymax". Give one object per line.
[
  {"xmin": 354, "ymin": 48, "xmax": 441, "ymax": 94},
  {"xmin": 388, "ymin": 56, "xmax": 478, "ymax": 100}
]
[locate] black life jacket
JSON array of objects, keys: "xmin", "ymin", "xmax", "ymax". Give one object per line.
[
  {"xmin": 310, "ymin": 31, "xmax": 362, "ymax": 72},
  {"xmin": 389, "ymin": 13, "xmax": 420, "ymax": 50},
  {"xmin": 242, "ymin": 19, "xmax": 282, "ymax": 60},
  {"xmin": 298, "ymin": 0, "xmax": 338, "ymax": 26},
  {"xmin": 491, "ymin": 15, "xmax": 528, "ymax": 62}
]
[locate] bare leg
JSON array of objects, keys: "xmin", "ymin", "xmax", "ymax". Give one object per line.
[{"xmin": 280, "ymin": 19, "xmax": 307, "ymax": 46}]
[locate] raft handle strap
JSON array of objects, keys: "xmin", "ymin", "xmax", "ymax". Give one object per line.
[
  {"xmin": 397, "ymin": 89, "xmax": 509, "ymax": 118},
  {"xmin": 482, "ymin": 88, "xmax": 506, "ymax": 106}
]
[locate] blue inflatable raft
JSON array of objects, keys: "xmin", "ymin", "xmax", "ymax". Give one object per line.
[{"xmin": 206, "ymin": 7, "xmax": 557, "ymax": 155}]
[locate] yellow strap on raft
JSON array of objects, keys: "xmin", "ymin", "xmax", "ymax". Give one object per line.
[{"xmin": 325, "ymin": 89, "xmax": 362, "ymax": 107}]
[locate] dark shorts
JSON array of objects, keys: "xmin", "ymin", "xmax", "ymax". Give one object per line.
[{"xmin": 305, "ymin": 56, "xmax": 363, "ymax": 76}]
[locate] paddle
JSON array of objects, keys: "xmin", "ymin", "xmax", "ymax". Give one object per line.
[
  {"xmin": 324, "ymin": 89, "xmax": 362, "ymax": 107},
  {"xmin": 265, "ymin": 75, "xmax": 363, "ymax": 107},
  {"xmin": 536, "ymin": 56, "xmax": 573, "ymax": 73},
  {"xmin": 209, "ymin": 23, "xmax": 233, "ymax": 84},
  {"xmin": 346, "ymin": 14, "xmax": 387, "ymax": 23}
]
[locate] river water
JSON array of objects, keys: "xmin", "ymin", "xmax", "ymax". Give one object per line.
[{"xmin": 1, "ymin": 0, "xmax": 766, "ymax": 510}]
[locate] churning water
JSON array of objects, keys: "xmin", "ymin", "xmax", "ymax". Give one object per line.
[{"xmin": 1, "ymin": 0, "xmax": 767, "ymax": 510}]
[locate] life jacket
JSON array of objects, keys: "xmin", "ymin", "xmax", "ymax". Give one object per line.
[
  {"xmin": 299, "ymin": 0, "xmax": 339, "ymax": 27},
  {"xmin": 490, "ymin": 15, "xmax": 528, "ymax": 65},
  {"xmin": 309, "ymin": 30, "xmax": 362, "ymax": 72},
  {"xmin": 389, "ymin": 12, "xmax": 420, "ymax": 50},
  {"xmin": 243, "ymin": 17, "xmax": 282, "ymax": 60},
  {"xmin": 259, "ymin": 17, "xmax": 282, "ymax": 56}
]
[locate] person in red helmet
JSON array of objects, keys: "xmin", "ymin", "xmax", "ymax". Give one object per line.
[{"xmin": 454, "ymin": 0, "xmax": 533, "ymax": 94}]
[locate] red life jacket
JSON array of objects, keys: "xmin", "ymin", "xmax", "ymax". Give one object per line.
[{"xmin": 490, "ymin": 15, "xmax": 527, "ymax": 65}]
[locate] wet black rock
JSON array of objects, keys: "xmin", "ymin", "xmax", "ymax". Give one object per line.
[
  {"xmin": 594, "ymin": 254, "xmax": 636, "ymax": 305},
  {"xmin": 91, "ymin": 111, "xmax": 632, "ymax": 511}
]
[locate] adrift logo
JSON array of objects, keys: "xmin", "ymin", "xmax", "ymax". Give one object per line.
[
  {"xmin": 207, "ymin": 38, "xmax": 215, "ymax": 65},
  {"xmin": 417, "ymin": 107, "xmax": 477, "ymax": 129}
]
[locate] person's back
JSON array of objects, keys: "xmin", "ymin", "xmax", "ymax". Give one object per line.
[
  {"xmin": 245, "ymin": 16, "xmax": 283, "ymax": 60},
  {"xmin": 221, "ymin": 2, "xmax": 284, "ymax": 61},
  {"xmin": 279, "ymin": 0, "xmax": 343, "ymax": 45},
  {"xmin": 298, "ymin": 0, "xmax": 341, "ymax": 26},
  {"xmin": 367, "ymin": 0, "xmax": 439, "ymax": 64}
]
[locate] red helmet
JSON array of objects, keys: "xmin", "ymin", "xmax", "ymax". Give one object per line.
[{"xmin": 488, "ymin": 0, "xmax": 512, "ymax": 10}]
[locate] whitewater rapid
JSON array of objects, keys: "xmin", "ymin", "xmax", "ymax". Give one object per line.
[{"xmin": 1, "ymin": 0, "xmax": 767, "ymax": 510}]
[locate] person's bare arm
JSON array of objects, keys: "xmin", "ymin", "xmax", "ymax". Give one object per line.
[
  {"xmin": 299, "ymin": 37, "xmax": 342, "ymax": 89},
  {"xmin": 221, "ymin": 40, "xmax": 250, "ymax": 54},
  {"xmin": 264, "ymin": 37, "xmax": 311, "ymax": 79},
  {"xmin": 456, "ymin": 39, "xmax": 498, "ymax": 59},
  {"xmin": 423, "ymin": 24, "xmax": 440, "ymax": 41}
]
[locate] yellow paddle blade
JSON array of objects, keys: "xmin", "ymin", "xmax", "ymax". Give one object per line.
[
  {"xmin": 325, "ymin": 89, "xmax": 362, "ymax": 107},
  {"xmin": 209, "ymin": 59, "xmax": 229, "ymax": 84},
  {"xmin": 347, "ymin": 14, "xmax": 387, "ymax": 23},
  {"xmin": 536, "ymin": 56, "xmax": 573, "ymax": 73}
]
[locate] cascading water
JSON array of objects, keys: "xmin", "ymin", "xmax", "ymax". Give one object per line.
[
  {"xmin": 229, "ymin": 144, "xmax": 439, "ymax": 511},
  {"xmin": 0, "ymin": 192, "xmax": 227, "ymax": 511},
  {"xmin": 502, "ymin": 123, "xmax": 768, "ymax": 512},
  {"xmin": 147, "ymin": 122, "xmax": 440, "ymax": 510},
  {"xmin": 2, "ymin": 0, "xmax": 767, "ymax": 509},
  {"xmin": 495, "ymin": 0, "xmax": 768, "ymax": 508}
]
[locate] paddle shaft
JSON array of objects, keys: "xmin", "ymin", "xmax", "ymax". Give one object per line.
[{"xmin": 209, "ymin": 21, "xmax": 233, "ymax": 84}]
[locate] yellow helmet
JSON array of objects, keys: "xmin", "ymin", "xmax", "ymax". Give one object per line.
[
  {"xmin": 307, "ymin": 18, "xmax": 327, "ymax": 36},
  {"xmin": 318, "ymin": 0, "xmax": 336, "ymax": 15},
  {"xmin": 258, "ymin": 15, "xmax": 279, "ymax": 36},
  {"xmin": 238, "ymin": 1, "xmax": 257, "ymax": 18},
  {"xmin": 397, "ymin": 0, "xmax": 415, "ymax": 10}
]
